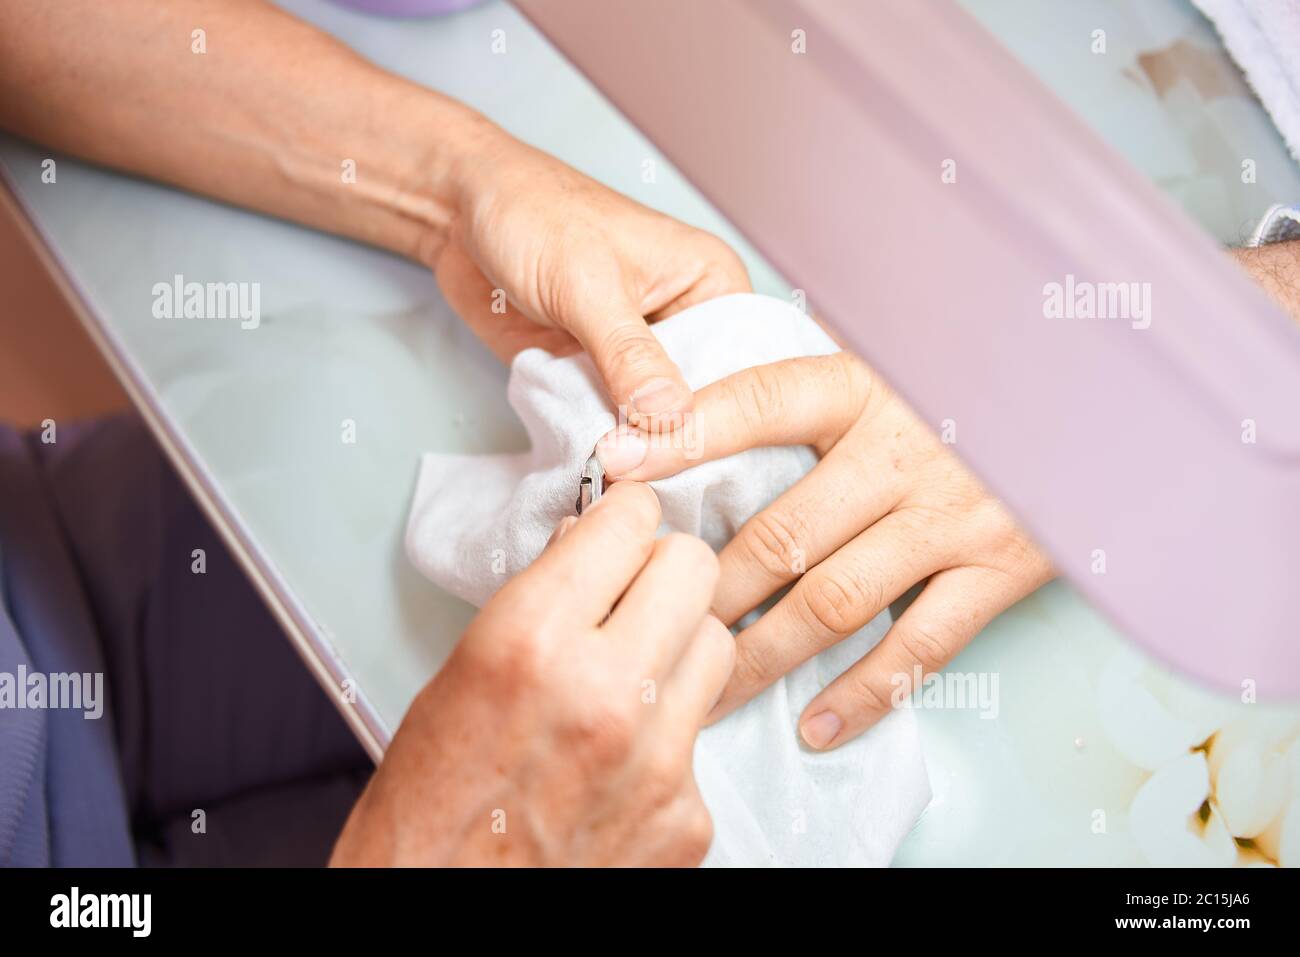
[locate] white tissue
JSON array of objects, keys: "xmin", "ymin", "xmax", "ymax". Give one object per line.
[
  {"xmin": 1193, "ymin": 0, "xmax": 1300, "ymax": 161},
  {"xmin": 406, "ymin": 293, "xmax": 930, "ymax": 865}
]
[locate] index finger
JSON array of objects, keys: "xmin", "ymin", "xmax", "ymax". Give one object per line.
[{"xmin": 593, "ymin": 352, "xmax": 869, "ymax": 481}]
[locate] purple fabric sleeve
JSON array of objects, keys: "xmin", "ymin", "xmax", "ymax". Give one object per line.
[
  {"xmin": 0, "ymin": 425, "xmax": 133, "ymax": 866},
  {"xmin": 0, "ymin": 416, "xmax": 370, "ymax": 866},
  {"xmin": 0, "ymin": 593, "xmax": 50, "ymax": 866}
]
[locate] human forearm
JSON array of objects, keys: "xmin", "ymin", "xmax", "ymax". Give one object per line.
[
  {"xmin": 0, "ymin": 0, "xmax": 751, "ymax": 418},
  {"xmin": 1231, "ymin": 240, "xmax": 1300, "ymax": 327},
  {"xmin": 0, "ymin": 0, "xmax": 495, "ymax": 262}
]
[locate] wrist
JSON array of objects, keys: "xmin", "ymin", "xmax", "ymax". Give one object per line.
[
  {"xmin": 329, "ymin": 671, "xmax": 508, "ymax": 866},
  {"xmin": 332, "ymin": 79, "xmax": 503, "ymax": 266},
  {"xmin": 401, "ymin": 96, "xmax": 516, "ymax": 269}
]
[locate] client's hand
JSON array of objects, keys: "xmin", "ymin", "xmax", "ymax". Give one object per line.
[
  {"xmin": 330, "ymin": 482, "xmax": 732, "ymax": 866},
  {"xmin": 594, "ymin": 351, "xmax": 1054, "ymax": 751},
  {"xmin": 433, "ymin": 130, "xmax": 750, "ymax": 427}
]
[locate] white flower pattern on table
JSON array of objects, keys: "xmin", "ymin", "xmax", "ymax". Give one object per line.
[{"xmin": 1100, "ymin": 648, "xmax": 1299, "ymax": 866}]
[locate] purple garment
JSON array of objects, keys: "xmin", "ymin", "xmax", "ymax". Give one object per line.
[
  {"xmin": 0, "ymin": 416, "xmax": 370, "ymax": 866},
  {"xmin": 0, "ymin": 426, "xmax": 133, "ymax": 866},
  {"xmin": 0, "ymin": 596, "xmax": 53, "ymax": 865}
]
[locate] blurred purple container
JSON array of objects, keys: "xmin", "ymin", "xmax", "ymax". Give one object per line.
[{"xmin": 330, "ymin": 0, "xmax": 484, "ymax": 17}]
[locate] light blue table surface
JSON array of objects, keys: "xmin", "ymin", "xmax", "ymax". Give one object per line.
[{"xmin": 3, "ymin": 0, "xmax": 1298, "ymax": 866}]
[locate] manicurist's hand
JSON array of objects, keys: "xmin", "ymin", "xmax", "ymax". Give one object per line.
[
  {"xmin": 0, "ymin": 0, "xmax": 750, "ymax": 426},
  {"xmin": 594, "ymin": 351, "xmax": 1054, "ymax": 751},
  {"xmin": 330, "ymin": 482, "xmax": 733, "ymax": 867},
  {"xmin": 434, "ymin": 134, "xmax": 751, "ymax": 425}
]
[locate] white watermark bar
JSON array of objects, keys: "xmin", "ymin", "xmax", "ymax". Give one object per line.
[
  {"xmin": 151, "ymin": 273, "xmax": 261, "ymax": 330},
  {"xmin": 0, "ymin": 667, "xmax": 104, "ymax": 719},
  {"xmin": 1042, "ymin": 274, "xmax": 1153, "ymax": 330}
]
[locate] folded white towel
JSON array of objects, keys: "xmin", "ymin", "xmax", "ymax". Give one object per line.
[
  {"xmin": 406, "ymin": 293, "xmax": 930, "ymax": 866},
  {"xmin": 1193, "ymin": 0, "xmax": 1300, "ymax": 160}
]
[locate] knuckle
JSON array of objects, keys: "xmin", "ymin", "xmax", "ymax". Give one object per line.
[
  {"xmin": 722, "ymin": 249, "xmax": 752, "ymax": 288},
  {"xmin": 844, "ymin": 667, "xmax": 897, "ymax": 716},
  {"xmin": 803, "ymin": 352, "xmax": 872, "ymax": 432},
  {"xmin": 832, "ymin": 351, "xmax": 870, "ymax": 404},
  {"xmin": 741, "ymin": 508, "xmax": 810, "ymax": 579},
  {"xmin": 561, "ymin": 695, "xmax": 638, "ymax": 768},
  {"xmin": 745, "ymin": 363, "xmax": 787, "ymax": 420},
  {"xmin": 641, "ymin": 746, "xmax": 691, "ymax": 804},
  {"xmin": 723, "ymin": 364, "xmax": 786, "ymax": 439},
  {"xmin": 679, "ymin": 806, "xmax": 715, "ymax": 864},
  {"xmin": 965, "ymin": 495, "xmax": 1011, "ymax": 543},
  {"xmin": 985, "ymin": 513, "xmax": 1051, "ymax": 583},
  {"xmin": 595, "ymin": 322, "xmax": 662, "ymax": 380},
  {"xmin": 997, "ymin": 524, "xmax": 1037, "ymax": 568},
  {"xmin": 730, "ymin": 638, "xmax": 778, "ymax": 695},
  {"xmin": 461, "ymin": 619, "xmax": 551, "ymax": 692},
  {"xmin": 699, "ymin": 615, "xmax": 736, "ymax": 666},
  {"xmin": 800, "ymin": 567, "xmax": 880, "ymax": 637},
  {"xmin": 699, "ymin": 241, "xmax": 751, "ymax": 294},
  {"xmin": 842, "ymin": 352, "xmax": 886, "ymax": 418},
  {"xmin": 897, "ymin": 622, "xmax": 953, "ymax": 673}
]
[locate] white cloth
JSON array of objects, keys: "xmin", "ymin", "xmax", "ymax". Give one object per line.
[
  {"xmin": 1248, "ymin": 202, "xmax": 1300, "ymax": 246},
  {"xmin": 1193, "ymin": 0, "xmax": 1300, "ymax": 160},
  {"xmin": 406, "ymin": 293, "xmax": 930, "ymax": 866}
]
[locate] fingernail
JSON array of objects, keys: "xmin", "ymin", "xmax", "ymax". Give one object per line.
[
  {"xmin": 631, "ymin": 377, "xmax": 686, "ymax": 415},
  {"xmin": 595, "ymin": 427, "xmax": 648, "ymax": 477},
  {"xmin": 800, "ymin": 710, "xmax": 844, "ymax": 750}
]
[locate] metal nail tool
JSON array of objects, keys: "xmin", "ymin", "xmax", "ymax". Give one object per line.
[{"xmin": 575, "ymin": 453, "xmax": 604, "ymax": 515}]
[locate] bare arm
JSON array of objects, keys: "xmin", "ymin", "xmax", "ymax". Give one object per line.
[
  {"xmin": 0, "ymin": 0, "xmax": 750, "ymax": 414},
  {"xmin": 1231, "ymin": 240, "xmax": 1300, "ymax": 327},
  {"xmin": 0, "ymin": 0, "xmax": 486, "ymax": 262}
]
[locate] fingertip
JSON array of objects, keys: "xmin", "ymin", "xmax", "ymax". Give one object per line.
[
  {"xmin": 593, "ymin": 478, "xmax": 662, "ymax": 530},
  {"xmin": 595, "ymin": 426, "xmax": 648, "ymax": 478},
  {"xmin": 798, "ymin": 708, "xmax": 846, "ymax": 751}
]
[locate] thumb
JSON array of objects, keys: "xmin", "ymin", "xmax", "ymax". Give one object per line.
[{"xmin": 570, "ymin": 306, "xmax": 693, "ymax": 427}]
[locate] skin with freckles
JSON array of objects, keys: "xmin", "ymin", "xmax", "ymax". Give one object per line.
[
  {"xmin": 8, "ymin": 0, "xmax": 1300, "ymax": 864},
  {"xmin": 0, "ymin": 0, "xmax": 741, "ymax": 867},
  {"xmin": 0, "ymin": 0, "xmax": 750, "ymax": 427},
  {"xmin": 595, "ymin": 350, "xmax": 1056, "ymax": 751},
  {"xmin": 432, "ymin": 132, "xmax": 752, "ymax": 425},
  {"xmin": 331, "ymin": 483, "xmax": 735, "ymax": 866},
  {"xmin": 589, "ymin": 248, "xmax": 1300, "ymax": 750}
]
